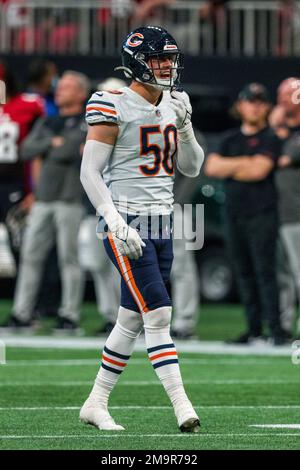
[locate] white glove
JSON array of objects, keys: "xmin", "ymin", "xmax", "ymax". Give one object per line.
[
  {"xmin": 99, "ymin": 203, "xmax": 146, "ymax": 260},
  {"xmin": 111, "ymin": 223, "xmax": 146, "ymax": 260},
  {"xmin": 170, "ymin": 90, "xmax": 192, "ymax": 130}
]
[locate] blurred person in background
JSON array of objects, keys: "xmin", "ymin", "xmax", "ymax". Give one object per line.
[
  {"xmin": 0, "ymin": 0, "xmax": 28, "ymax": 36},
  {"xmin": 96, "ymin": 0, "xmax": 175, "ymax": 38},
  {"xmin": 0, "ymin": 59, "xmax": 44, "ymax": 265},
  {"xmin": 199, "ymin": 0, "xmax": 229, "ymax": 21},
  {"xmin": 274, "ymin": 77, "xmax": 300, "ymax": 337},
  {"xmin": 97, "ymin": 0, "xmax": 132, "ymax": 26},
  {"xmin": 269, "ymin": 104, "xmax": 290, "ymax": 140},
  {"xmin": 97, "ymin": 0, "xmax": 175, "ymax": 25},
  {"xmin": 78, "ymin": 77, "xmax": 124, "ymax": 334},
  {"xmin": 269, "ymin": 98, "xmax": 297, "ymax": 337},
  {"xmin": 277, "ymin": 1, "xmax": 300, "ymax": 56},
  {"xmin": 171, "ymin": 129, "xmax": 206, "ymax": 339},
  {"xmin": 199, "ymin": 0, "xmax": 229, "ymax": 53},
  {"xmin": 26, "ymin": 59, "xmax": 60, "ymax": 319},
  {"xmin": 205, "ymin": 83, "xmax": 287, "ymax": 346},
  {"xmin": 131, "ymin": 0, "xmax": 175, "ymax": 26},
  {"xmin": 26, "ymin": 59, "xmax": 59, "ymax": 117},
  {"xmin": 3, "ymin": 71, "xmax": 89, "ymax": 331},
  {"xmin": 14, "ymin": 8, "xmax": 78, "ymax": 54}
]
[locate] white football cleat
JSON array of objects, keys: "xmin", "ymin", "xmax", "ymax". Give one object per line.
[
  {"xmin": 175, "ymin": 400, "xmax": 200, "ymax": 433},
  {"xmin": 79, "ymin": 399, "xmax": 125, "ymax": 431}
]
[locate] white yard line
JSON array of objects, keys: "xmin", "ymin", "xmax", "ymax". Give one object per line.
[
  {"xmin": 0, "ymin": 379, "xmax": 299, "ymax": 387},
  {"xmin": 0, "ymin": 405, "xmax": 300, "ymax": 411},
  {"xmin": 0, "ymin": 433, "xmax": 300, "ymax": 439},
  {"xmin": 250, "ymin": 424, "xmax": 300, "ymax": 429},
  {"xmin": 0, "ymin": 336, "xmax": 293, "ymax": 356},
  {"xmin": 3, "ymin": 358, "xmax": 286, "ymax": 366}
]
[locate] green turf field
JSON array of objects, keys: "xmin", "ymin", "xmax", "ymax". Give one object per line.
[
  {"xmin": 0, "ymin": 346, "xmax": 300, "ymax": 450},
  {"xmin": 0, "ymin": 300, "xmax": 248, "ymax": 340}
]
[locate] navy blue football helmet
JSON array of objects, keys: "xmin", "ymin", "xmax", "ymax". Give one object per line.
[{"xmin": 116, "ymin": 26, "xmax": 183, "ymax": 90}]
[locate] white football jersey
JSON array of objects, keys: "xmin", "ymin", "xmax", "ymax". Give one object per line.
[{"xmin": 85, "ymin": 87, "xmax": 178, "ymax": 215}]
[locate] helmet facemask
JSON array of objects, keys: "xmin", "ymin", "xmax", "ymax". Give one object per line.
[{"xmin": 135, "ymin": 51, "xmax": 183, "ymax": 91}]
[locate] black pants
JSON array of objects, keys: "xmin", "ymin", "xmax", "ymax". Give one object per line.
[
  {"xmin": 0, "ymin": 183, "xmax": 60, "ymax": 314},
  {"xmin": 0, "ymin": 182, "xmax": 24, "ymax": 264},
  {"xmin": 225, "ymin": 207, "xmax": 281, "ymax": 336}
]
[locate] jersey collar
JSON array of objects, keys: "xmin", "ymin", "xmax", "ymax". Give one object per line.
[{"xmin": 125, "ymin": 87, "xmax": 159, "ymax": 111}]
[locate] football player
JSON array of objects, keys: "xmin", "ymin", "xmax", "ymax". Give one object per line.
[
  {"xmin": 80, "ymin": 26, "xmax": 204, "ymax": 432},
  {"xmin": 0, "ymin": 60, "xmax": 44, "ymax": 260}
]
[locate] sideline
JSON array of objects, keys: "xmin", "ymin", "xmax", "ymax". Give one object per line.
[{"xmin": 0, "ymin": 335, "xmax": 293, "ymax": 356}]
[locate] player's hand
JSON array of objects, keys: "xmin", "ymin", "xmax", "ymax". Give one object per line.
[
  {"xmin": 278, "ymin": 155, "xmax": 292, "ymax": 168},
  {"xmin": 112, "ymin": 224, "xmax": 146, "ymax": 260},
  {"xmin": 19, "ymin": 193, "xmax": 35, "ymax": 212},
  {"xmin": 51, "ymin": 136, "xmax": 65, "ymax": 148},
  {"xmin": 170, "ymin": 90, "xmax": 192, "ymax": 130}
]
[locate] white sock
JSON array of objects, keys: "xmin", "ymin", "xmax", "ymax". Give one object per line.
[
  {"xmin": 144, "ymin": 324, "xmax": 190, "ymax": 409},
  {"xmin": 160, "ymin": 374, "xmax": 191, "ymax": 410},
  {"xmin": 89, "ymin": 319, "xmax": 140, "ymax": 407}
]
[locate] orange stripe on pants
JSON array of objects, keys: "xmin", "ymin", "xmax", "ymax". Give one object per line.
[{"xmin": 108, "ymin": 233, "xmax": 149, "ymax": 313}]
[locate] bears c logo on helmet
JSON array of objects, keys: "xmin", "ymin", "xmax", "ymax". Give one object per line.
[
  {"xmin": 126, "ymin": 33, "xmax": 144, "ymax": 47},
  {"xmin": 119, "ymin": 26, "xmax": 183, "ymax": 89}
]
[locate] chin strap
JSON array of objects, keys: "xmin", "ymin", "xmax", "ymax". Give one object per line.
[{"xmin": 114, "ymin": 66, "xmax": 134, "ymax": 79}]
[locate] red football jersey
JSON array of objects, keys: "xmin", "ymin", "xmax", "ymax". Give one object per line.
[{"xmin": 0, "ymin": 93, "xmax": 45, "ymax": 188}]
